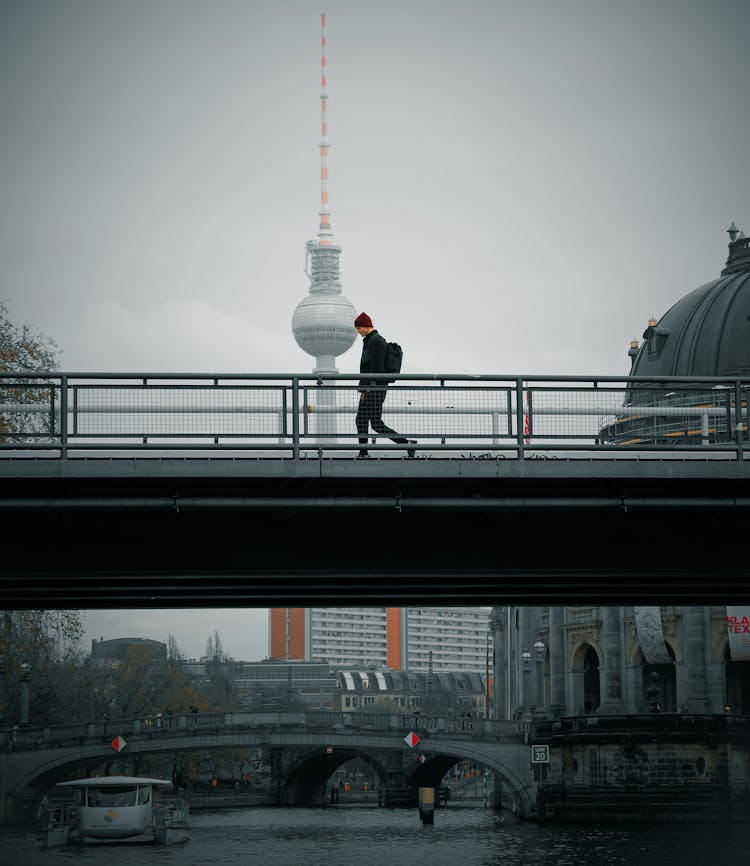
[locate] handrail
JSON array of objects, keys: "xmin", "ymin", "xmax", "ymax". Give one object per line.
[
  {"xmin": 2, "ymin": 372, "xmax": 749, "ymax": 459},
  {"xmin": 4, "ymin": 708, "xmax": 745, "ymax": 751}
]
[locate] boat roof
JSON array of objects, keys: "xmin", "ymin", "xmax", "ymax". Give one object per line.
[{"xmin": 57, "ymin": 776, "xmax": 171, "ymax": 788}]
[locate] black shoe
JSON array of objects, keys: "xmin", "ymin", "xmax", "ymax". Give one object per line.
[
  {"xmin": 406, "ymin": 440, "xmax": 417, "ymax": 458},
  {"xmin": 356, "ymin": 452, "xmax": 370, "ymax": 459}
]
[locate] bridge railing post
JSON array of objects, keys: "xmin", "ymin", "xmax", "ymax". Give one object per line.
[
  {"xmin": 735, "ymin": 379, "xmax": 744, "ymax": 457},
  {"xmin": 515, "ymin": 378, "xmax": 525, "ymax": 459},
  {"xmin": 291, "ymin": 376, "xmax": 300, "ymax": 460},
  {"xmin": 59, "ymin": 374, "xmax": 68, "ymax": 460}
]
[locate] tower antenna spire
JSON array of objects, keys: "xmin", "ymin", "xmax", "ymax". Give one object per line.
[
  {"xmin": 318, "ymin": 12, "xmax": 333, "ymax": 244},
  {"xmin": 293, "ymin": 12, "xmax": 356, "ymax": 377}
]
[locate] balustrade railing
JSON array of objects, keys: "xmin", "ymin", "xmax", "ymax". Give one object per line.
[
  {"xmin": 5, "ymin": 709, "xmax": 745, "ymax": 752},
  {"xmin": 0, "ymin": 710, "xmax": 528, "ymax": 751},
  {"xmin": 1, "ymin": 372, "xmax": 749, "ymax": 459}
]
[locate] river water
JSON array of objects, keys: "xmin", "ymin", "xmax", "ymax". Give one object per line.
[{"xmin": 1, "ymin": 805, "xmax": 746, "ymax": 866}]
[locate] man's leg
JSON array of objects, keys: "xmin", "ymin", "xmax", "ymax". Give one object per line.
[
  {"xmin": 355, "ymin": 393, "xmax": 371, "ymax": 456},
  {"xmin": 369, "ymin": 390, "xmax": 416, "ymax": 455}
]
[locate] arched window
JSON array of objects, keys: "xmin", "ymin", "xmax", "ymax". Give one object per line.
[{"xmin": 582, "ymin": 645, "xmax": 600, "ymax": 714}]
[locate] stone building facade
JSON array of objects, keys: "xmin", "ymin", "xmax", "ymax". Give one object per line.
[{"xmin": 491, "ymin": 605, "xmax": 749, "ymax": 720}]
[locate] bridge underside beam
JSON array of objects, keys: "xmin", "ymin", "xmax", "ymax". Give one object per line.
[
  {"xmin": 1, "ymin": 464, "xmax": 748, "ymax": 606},
  {"xmin": 2, "ymin": 567, "xmax": 746, "ymax": 607}
]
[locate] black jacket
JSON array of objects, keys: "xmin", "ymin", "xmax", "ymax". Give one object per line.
[{"xmin": 358, "ymin": 330, "xmax": 388, "ymax": 391}]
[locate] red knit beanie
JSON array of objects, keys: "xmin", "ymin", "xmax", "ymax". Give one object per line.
[{"xmin": 354, "ymin": 312, "xmax": 373, "ymax": 328}]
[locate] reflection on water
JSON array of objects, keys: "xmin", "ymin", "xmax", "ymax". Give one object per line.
[{"xmin": 1, "ymin": 806, "xmax": 746, "ymax": 866}]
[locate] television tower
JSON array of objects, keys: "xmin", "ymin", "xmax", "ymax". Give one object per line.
[{"xmin": 292, "ymin": 13, "xmax": 357, "ymax": 375}]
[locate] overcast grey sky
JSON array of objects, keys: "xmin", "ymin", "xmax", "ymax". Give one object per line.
[{"xmin": 2, "ymin": 1, "xmax": 748, "ymax": 660}]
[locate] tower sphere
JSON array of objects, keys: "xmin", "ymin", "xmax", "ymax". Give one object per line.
[
  {"xmin": 292, "ymin": 241, "xmax": 357, "ymax": 362},
  {"xmin": 292, "ymin": 287, "xmax": 357, "ymax": 358}
]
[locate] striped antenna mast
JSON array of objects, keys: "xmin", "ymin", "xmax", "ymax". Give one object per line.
[
  {"xmin": 293, "ymin": 13, "xmax": 355, "ymax": 375},
  {"xmin": 318, "ymin": 12, "xmax": 333, "ymax": 245}
]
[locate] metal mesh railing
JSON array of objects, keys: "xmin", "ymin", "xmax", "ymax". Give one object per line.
[
  {"xmin": 1, "ymin": 372, "xmax": 748, "ymax": 457},
  {"xmin": 0, "ymin": 379, "xmax": 59, "ymax": 442},
  {"xmin": 69, "ymin": 385, "xmax": 287, "ymax": 439},
  {"xmin": 300, "ymin": 385, "xmax": 512, "ymax": 442}
]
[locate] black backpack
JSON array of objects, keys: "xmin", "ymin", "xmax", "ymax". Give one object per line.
[{"xmin": 384, "ymin": 341, "xmax": 403, "ymax": 383}]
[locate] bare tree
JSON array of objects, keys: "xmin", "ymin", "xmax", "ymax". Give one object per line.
[
  {"xmin": 204, "ymin": 630, "xmax": 236, "ymax": 708},
  {"xmin": 205, "ymin": 629, "xmax": 224, "ymax": 663},
  {"xmin": 0, "ymin": 301, "xmax": 60, "ymax": 443},
  {"xmin": 0, "ymin": 610, "xmax": 83, "ymax": 724},
  {"xmin": 167, "ymin": 633, "xmax": 184, "ymax": 662}
]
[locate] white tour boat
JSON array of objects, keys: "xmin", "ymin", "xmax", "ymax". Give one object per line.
[{"xmin": 40, "ymin": 776, "xmax": 189, "ymax": 847}]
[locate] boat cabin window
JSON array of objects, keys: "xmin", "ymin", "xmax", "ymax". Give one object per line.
[
  {"xmin": 86, "ymin": 786, "xmax": 138, "ymax": 807},
  {"xmin": 137, "ymin": 786, "xmax": 151, "ymax": 805}
]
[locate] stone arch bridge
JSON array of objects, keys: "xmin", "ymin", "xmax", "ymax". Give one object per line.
[{"xmin": 0, "ymin": 711, "xmax": 534, "ymax": 825}]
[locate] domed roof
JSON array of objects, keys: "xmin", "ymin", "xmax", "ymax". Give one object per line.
[{"xmin": 629, "ymin": 226, "xmax": 750, "ymax": 377}]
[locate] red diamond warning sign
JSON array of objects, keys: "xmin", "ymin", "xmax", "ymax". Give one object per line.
[
  {"xmin": 111, "ymin": 736, "xmax": 127, "ymax": 752},
  {"xmin": 404, "ymin": 731, "xmax": 420, "ymax": 748},
  {"xmin": 418, "ymin": 754, "xmax": 427, "ymax": 764}
]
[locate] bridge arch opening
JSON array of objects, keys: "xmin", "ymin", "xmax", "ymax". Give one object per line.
[
  {"xmin": 405, "ymin": 747, "xmax": 533, "ymax": 818},
  {"xmin": 408, "ymin": 755, "xmax": 493, "ymax": 803},
  {"xmin": 11, "ymin": 738, "xmax": 260, "ymax": 822},
  {"xmin": 279, "ymin": 748, "xmax": 386, "ymax": 807}
]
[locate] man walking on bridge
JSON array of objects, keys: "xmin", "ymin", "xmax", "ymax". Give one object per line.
[{"xmin": 354, "ymin": 312, "xmax": 416, "ymax": 459}]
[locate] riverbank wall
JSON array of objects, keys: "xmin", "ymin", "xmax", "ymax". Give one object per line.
[{"xmin": 531, "ymin": 714, "xmax": 750, "ymax": 824}]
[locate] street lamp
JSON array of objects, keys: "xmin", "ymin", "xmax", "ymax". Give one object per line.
[
  {"xmin": 533, "ymin": 638, "xmax": 545, "ymax": 713},
  {"xmin": 19, "ymin": 663, "xmax": 31, "ymax": 726}
]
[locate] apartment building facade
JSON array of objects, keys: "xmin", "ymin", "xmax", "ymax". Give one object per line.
[{"xmin": 269, "ymin": 606, "xmax": 491, "ymax": 672}]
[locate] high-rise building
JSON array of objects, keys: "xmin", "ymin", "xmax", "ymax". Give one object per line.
[{"xmin": 268, "ymin": 606, "xmax": 491, "ymax": 672}]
